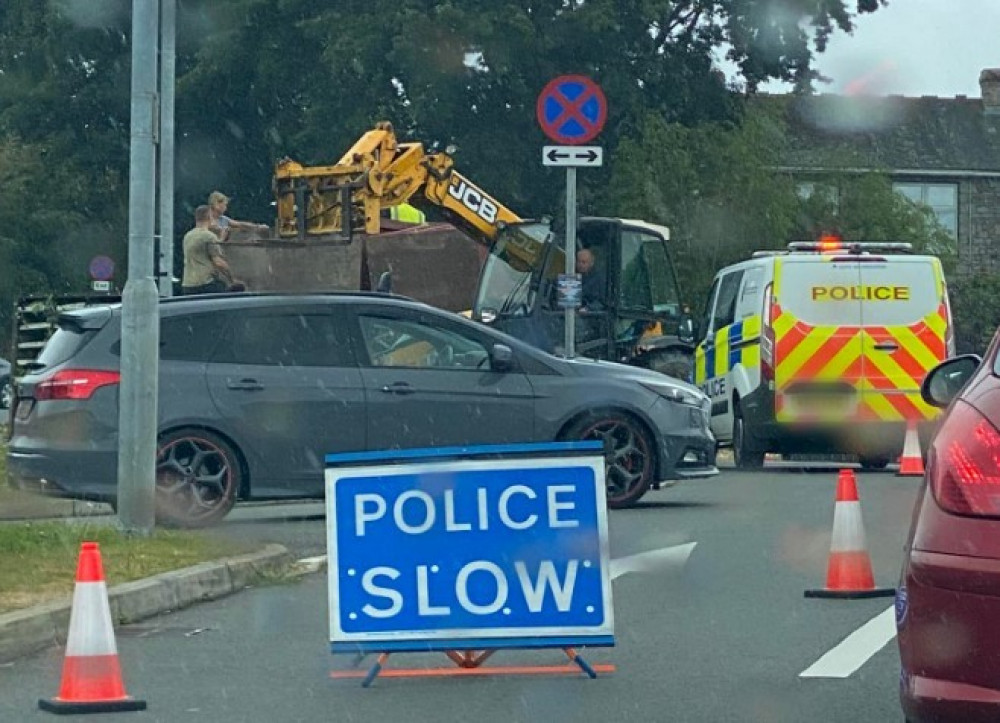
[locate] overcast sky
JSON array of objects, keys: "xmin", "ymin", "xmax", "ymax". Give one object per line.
[{"xmin": 759, "ymin": 0, "xmax": 1000, "ymax": 97}]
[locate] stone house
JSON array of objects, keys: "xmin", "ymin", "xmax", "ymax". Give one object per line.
[{"xmin": 762, "ymin": 69, "xmax": 1000, "ymax": 276}]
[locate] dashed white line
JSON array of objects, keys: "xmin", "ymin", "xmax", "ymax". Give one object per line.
[{"xmin": 799, "ymin": 606, "xmax": 896, "ymax": 679}]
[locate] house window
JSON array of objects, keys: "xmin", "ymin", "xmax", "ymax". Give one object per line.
[
  {"xmin": 796, "ymin": 182, "xmax": 840, "ymax": 206},
  {"xmin": 893, "ymin": 182, "xmax": 958, "ymax": 237}
]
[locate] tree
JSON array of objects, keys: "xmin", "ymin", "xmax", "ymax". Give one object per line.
[
  {"xmin": 0, "ymin": 0, "xmax": 888, "ymax": 352},
  {"xmin": 174, "ymin": 0, "xmax": 888, "ymax": 219},
  {"xmin": 947, "ymin": 273, "xmax": 1000, "ymax": 355},
  {"xmin": 0, "ymin": 1, "xmax": 133, "ymax": 351}
]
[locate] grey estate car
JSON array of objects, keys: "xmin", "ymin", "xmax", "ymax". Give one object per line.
[{"xmin": 6, "ymin": 293, "xmax": 717, "ymax": 526}]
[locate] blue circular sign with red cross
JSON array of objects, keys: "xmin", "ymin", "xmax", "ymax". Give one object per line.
[
  {"xmin": 88, "ymin": 255, "xmax": 115, "ymax": 281},
  {"xmin": 536, "ymin": 75, "xmax": 607, "ymax": 145}
]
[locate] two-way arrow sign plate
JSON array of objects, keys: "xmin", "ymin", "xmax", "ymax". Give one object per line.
[{"xmin": 543, "ymin": 145, "xmax": 603, "ymax": 167}]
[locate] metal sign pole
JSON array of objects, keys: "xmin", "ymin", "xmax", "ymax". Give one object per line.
[
  {"xmin": 537, "ymin": 75, "xmax": 606, "ymax": 361},
  {"xmin": 118, "ymin": 0, "xmax": 161, "ymax": 536},
  {"xmin": 564, "ymin": 167, "xmax": 577, "ymax": 359},
  {"xmin": 157, "ymin": 0, "xmax": 176, "ymax": 297}
]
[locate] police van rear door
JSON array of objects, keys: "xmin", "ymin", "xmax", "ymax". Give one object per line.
[
  {"xmin": 856, "ymin": 257, "xmax": 945, "ymax": 422},
  {"xmin": 773, "ymin": 257, "xmax": 863, "ymax": 423}
]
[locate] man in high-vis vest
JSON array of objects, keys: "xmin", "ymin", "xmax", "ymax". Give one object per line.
[{"xmin": 387, "ymin": 203, "xmax": 426, "ymax": 224}]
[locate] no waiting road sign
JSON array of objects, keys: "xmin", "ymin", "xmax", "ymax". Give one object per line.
[
  {"xmin": 88, "ymin": 255, "xmax": 115, "ymax": 281},
  {"xmin": 536, "ymin": 75, "xmax": 607, "ymax": 145}
]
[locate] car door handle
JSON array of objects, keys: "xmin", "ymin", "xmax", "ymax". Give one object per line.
[
  {"xmin": 381, "ymin": 382, "xmax": 415, "ymax": 395},
  {"xmin": 873, "ymin": 342, "xmax": 899, "ymax": 352},
  {"xmin": 227, "ymin": 378, "xmax": 264, "ymax": 391}
]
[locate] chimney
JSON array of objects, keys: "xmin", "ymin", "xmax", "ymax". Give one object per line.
[{"xmin": 980, "ymin": 69, "xmax": 1000, "ymax": 114}]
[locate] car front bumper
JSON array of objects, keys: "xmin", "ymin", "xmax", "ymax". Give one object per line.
[{"xmin": 649, "ymin": 398, "xmax": 718, "ymax": 482}]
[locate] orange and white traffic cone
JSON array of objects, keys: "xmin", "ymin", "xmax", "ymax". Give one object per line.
[
  {"xmin": 39, "ymin": 542, "xmax": 146, "ymax": 715},
  {"xmin": 805, "ymin": 470, "xmax": 895, "ymax": 599},
  {"xmin": 897, "ymin": 421, "xmax": 925, "ymax": 477}
]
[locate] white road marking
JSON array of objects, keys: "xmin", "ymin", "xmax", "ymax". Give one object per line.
[
  {"xmin": 610, "ymin": 542, "xmax": 697, "ymax": 581},
  {"xmin": 799, "ymin": 606, "xmax": 896, "ymax": 679}
]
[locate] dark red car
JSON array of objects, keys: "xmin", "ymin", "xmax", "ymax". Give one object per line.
[{"xmin": 898, "ymin": 334, "xmax": 1000, "ymax": 722}]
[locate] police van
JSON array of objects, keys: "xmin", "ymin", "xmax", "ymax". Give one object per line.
[{"xmin": 694, "ymin": 240, "xmax": 954, "ymax": 468}]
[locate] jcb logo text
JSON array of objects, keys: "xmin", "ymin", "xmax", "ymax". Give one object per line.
[{"xmin": 448, "ymin": 178, "xmax": 498, "ymax": 224}]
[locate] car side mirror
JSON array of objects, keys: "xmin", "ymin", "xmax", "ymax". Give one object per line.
[
  {"xmin": 921, "ymin": 354, "xmax": 982, "ymax": 408},
  {"xmin": 489, "ymin": 343, "xmax": 514, "ymax": 372},
  {"xmin": 677, "ymin": 313, "xmax": 696, "ymax": 344},
  {"xmin": 376, "ymin": 271, "xmax": 393, "ymax": 294}
]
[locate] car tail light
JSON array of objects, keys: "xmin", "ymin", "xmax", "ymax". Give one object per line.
[
  {"xmin": 932, "ymin": 401, "xmax": 1000, "ymax": 516},
  {"xmin": 761, "ymin": 282, "xmax": 775, "ymax": 383},
  {"xmin": 35, "ymin": 369, "xmax": 120, "ymax": 401}
]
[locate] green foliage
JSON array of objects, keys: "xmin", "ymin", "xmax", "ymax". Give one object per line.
[
  {"xmin": 948, "ymin": 272, "xmax": 1000, "ymax": 355},
  {"xmin": 0, "ymin": 1, "xmax": 131, "ymax": 353},
  {"xmin": 603, "ymin": 108, "xmax": 799, "ymax": 302}
]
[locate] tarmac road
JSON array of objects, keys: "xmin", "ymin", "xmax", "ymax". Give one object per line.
[{"xmin": 0, "ymin": 465, "xmax": 920, "ymax": 722}]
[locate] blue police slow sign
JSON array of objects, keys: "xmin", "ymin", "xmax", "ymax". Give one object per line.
[{"xmin": 325, "ymin": 443, "xmax": 614, "ymax": 654}]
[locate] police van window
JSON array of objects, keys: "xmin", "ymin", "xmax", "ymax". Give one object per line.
[
  {"xmin": 700, "ymin": 277, "xmax": 719, "ymax": 342},
  {"xmin": 736, "ymin": 267, "xmax": 764, "ymax": 319},
  {"xmin": 712, "ymin": 270, "xmax": 744, "ymax": 331}
]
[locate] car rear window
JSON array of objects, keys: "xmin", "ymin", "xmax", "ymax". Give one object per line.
[{"xmin": 34, "ymin": 326, "xmax": 95, "ymax": 369}]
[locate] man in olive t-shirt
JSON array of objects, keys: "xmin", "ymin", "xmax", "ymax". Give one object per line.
[{"xmin": 182, "ymin": 204, "xmax": 233, "ymax": 295}]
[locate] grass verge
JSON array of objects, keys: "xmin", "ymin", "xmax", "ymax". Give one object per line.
[
  {"xmin": 0, "ymin": 435, "xmax": 255, "ymax": 613},
  {"xmin": 0, "ymin": 521, "xmax": 252, "ymax": 613}
]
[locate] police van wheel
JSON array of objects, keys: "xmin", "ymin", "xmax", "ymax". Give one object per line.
[
  {"xmin": 733, "ymin": 410, "xmax": 765, "ymax": 469},
  {"xmin": 859, "ymin": 455, "xmax": 890, "ymax": 471}
]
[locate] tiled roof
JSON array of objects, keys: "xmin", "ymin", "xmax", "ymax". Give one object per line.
[{"xmin": 756, "ymin": 93, "xmax": 1000, "ymax": 173}]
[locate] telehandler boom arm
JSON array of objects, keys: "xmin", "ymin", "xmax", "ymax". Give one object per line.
[{"xmin": 273, "ymin": 121, "xmax": 521, "ymax": 247}]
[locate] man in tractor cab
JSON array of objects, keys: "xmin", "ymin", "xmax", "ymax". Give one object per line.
[
  {"xmin": 575, "ymin": 247, "xmax": 608, "ymax": 345},
  {"xmin": 576, "ymin": 247, "xmax": 606, "ymax": 313}
]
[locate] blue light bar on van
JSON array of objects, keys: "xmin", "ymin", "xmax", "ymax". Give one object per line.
[{"xmin": 787, "ymin": 241, "xmax": 913, "ymax": 254}]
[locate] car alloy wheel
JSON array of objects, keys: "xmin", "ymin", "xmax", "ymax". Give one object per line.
[
  {"xmin": 155, "ymin": 429, "xmax": 241, "ymax": 527},
  {"xmin": 569, "ymin": 413, "xmax": 654, "ymax": 508}
]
